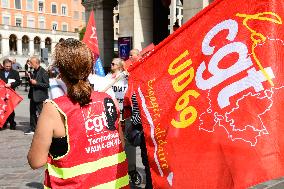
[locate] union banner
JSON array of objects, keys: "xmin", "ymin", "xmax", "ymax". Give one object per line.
[
  {"xmin": 128, "ymin": 0, "xmax": 284, "ymax": 188},
  {"xmin": 0, "ymin": 80, "xmax": 23, "ymax": 128}
]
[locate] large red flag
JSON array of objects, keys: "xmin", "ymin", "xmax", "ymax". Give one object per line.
[
  {"xmin": 128, "ymin": 0, "xmax": 284, "ymax": 188},
  {"xmin": 82, "ymin": 10, "xmax": 105, "ymax": 76},
  {"xmin": 83, "ymin": 10, "xmax": 100, "ymax": 56},
  {"xmin": 0, "ymin": 80, "xmax": 23, "ymax": 128}
]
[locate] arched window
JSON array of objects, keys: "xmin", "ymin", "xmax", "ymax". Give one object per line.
[
  {"xmin": 45, "ymin": 37, "xmax": 52, "ymax": 53},
  {"xmin": 22, "ymin": 35, "xmax": 29, "ymax": 55},
  {"xmin": 34, "ymin": 36, "xmax": 41, "ymax": 55},
  {"xmin": 9, "ymin": 34, "xmax": 17, "ymax": 55}
]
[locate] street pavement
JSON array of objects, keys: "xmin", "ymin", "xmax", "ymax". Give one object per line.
[{"xmin": 0, "ymin": 86, "xmax": 283, "ymax": 189}]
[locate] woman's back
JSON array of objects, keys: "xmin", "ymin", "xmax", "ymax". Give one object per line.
[{"xmin": 45, "ymin": 91, "xmax": 129, "ymax": 188}]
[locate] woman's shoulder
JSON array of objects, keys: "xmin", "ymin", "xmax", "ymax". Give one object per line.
[{"xmin": 50, "ymin": 95, "xmax": 70, "ymax": 107}]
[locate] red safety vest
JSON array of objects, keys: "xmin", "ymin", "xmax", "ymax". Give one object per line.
[{"xmin": 44, "ymin": 91, "xmax": 129, "ymax": 189}]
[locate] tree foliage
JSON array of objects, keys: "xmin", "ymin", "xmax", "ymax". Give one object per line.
[{"xmin": 79, "ymin": 27, "xmax": 86, "ymax": 41}]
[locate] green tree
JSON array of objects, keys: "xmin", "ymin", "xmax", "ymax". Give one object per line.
[{"xmin": 79, "ymin": 27, "xmax": 86, "ymax": 41}]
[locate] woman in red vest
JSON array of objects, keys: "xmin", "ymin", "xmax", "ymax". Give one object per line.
[{"xmin": 27, "ymin": 38, "xmax": 129, "ymax": 188}]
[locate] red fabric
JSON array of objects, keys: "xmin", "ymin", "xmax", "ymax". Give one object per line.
[
  {"xmin": 83, "ymin": 11, "xmax": 100, "ymax": 56},
  {"xmin": 0, "ymin": 80, "xmax": 22, "ymax": 128},
  {"xmin": 123, "ymin": 82, "xmax": 137, "ymax": 120},
  {"xmin": 128, "ymin": 0, "xmax": 284, "ymax": 188},
  {"xmin": 44, "ymin": 91, "xmax": 129, "ymax": 188},
  {"xmin": 124, "ymin": 43, "xmax": 155, "ymax": 71}
]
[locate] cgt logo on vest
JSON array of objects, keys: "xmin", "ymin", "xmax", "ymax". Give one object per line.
[
  {"xmin": 83, "ymin": 98, "xmax": 118, "ymax": 137},
  {"xmin": 83, "ymin": 101, "xmax": 108, "ymax": 136}
]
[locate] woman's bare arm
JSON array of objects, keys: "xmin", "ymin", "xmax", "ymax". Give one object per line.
[{"xmin": 27, "ymin": 102, "xmax": 64, "ymax": 169}]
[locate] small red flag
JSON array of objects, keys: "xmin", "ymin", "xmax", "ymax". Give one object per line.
[
  {"xmin": 0, "ymin": 80, "xmax": 23, "ymax": 128},
  {"xmin": 83, "ymin": 10, "xmax": 100, "ymax": 56},
  {"xmin": 128, "ymin": 0, "xmax": 284, "ymax": 188}
]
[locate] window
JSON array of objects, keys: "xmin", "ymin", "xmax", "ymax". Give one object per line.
[
  {"xmin": 62, "ymin": 24, "xmax": 68, "ymax": 32},
  {"xmin": 39, "ymin": 20, "xmax": 45, "ymax": 29},
  {"xmin": 16, "ymin": 18, "xmax": 22, "ymax": 27},
  {"xmin": 1, "ymin": 0, "xmax": 8, "ymax": 8},
  {"xmin": 38, "ymin": 1, "xmax": 44, "ymax": 12},
  {"xmin": 52, "ymin": 22, "xmax": 58, "ymax": 30},
  {"xmin": 2, "ymin": 16, "xmax": 10, "ymax": 25},
  {"xmin": 39, "ymin": 21, "xmax": 45, "ymax": 29},
  {"xmin": 27, "ymin": 19, "xmax": 35, "ymax": 28},
  {"xmin": 74, "ymin": 28, "xmax": 79, "ymax": 32},
  {"xmin": 73, "ymin": 11, "xmax": 79, "ymax": 19},
  {"xmin": 61, "ymin": 5, "xmax": 67, "ymax": 15},
  {"xmin": 51, "ymin": 4, "xmax": 57, "ymax": 14},
  {"xmin": 26, "ymin": 0, "xmax": 34, "ymax": 11},
  {"xmin": 15, "ymin": 0, "xmax": 21, "ymax": 9}
]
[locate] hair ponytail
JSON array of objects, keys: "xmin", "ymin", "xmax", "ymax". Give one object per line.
[
  {"xmin": 54, "ymin": 38, "xmax": 94, "ymax": 106},
  {"xmin": 67, "ymin": 80, "xmax": 92, "ymax": 106}
]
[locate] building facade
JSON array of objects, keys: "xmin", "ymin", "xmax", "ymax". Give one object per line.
[
  {"xmin": 82, "ymin": 0, "xmax": 214, "ymax": 68},
  {"xmin": 0, "ymin": 0, "xmax": 86, "ymax": 66}
]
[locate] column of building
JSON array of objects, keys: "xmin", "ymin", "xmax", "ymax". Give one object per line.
[
  {"xmin": 17, "ymin": 37, "xmax": 22, "ymax": 55},
  {"xmin": 83, "ymin": 1, "xmax": 115, "ymax": 68},
  {"xmin": 29, "ymin": 39, "xmax": 34, "ymax": 56},
  {"xmin": 183, "ymin": 0, "xmax": 212, "ymax": 22},
  {"xmin": 1, "ymin": 34, "xmax": 10, "ymax": 57},
  {"xmin": 119, "ymin": 0, "xmax": 153, "ymax": 51},
  {"xmin": 40, "ymin": 40, "xmax": 45, "ymax": 49}
]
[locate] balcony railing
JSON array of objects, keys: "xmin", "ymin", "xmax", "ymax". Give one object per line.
[{"xmin": 0, "ymin": 24, "xmax": 78, "ymax": 37}]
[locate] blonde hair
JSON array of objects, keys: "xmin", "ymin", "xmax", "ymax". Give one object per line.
[{"xmin": 112, "ymin": 58, "xmax": 124, "ymax": 71}]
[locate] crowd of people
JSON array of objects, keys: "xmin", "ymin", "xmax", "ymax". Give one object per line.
[
  {"xmin": 0, "ymin": 56, "xmax": 49, "ymax": 133},
  {"xmin": 0, "ymin": 38, "xmax": 152, "ymax": 188}
]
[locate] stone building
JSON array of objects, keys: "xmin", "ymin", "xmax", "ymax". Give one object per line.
[
  {"xmin": 0, "ymin": 0, "xmax": 86, "ymax": 67},
  {"xmin": 82, "ymin": 0, "xmax": 214, "ymax": 68}
]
